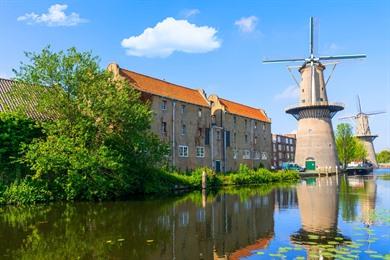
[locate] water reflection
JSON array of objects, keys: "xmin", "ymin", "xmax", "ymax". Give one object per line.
[
  {"xmin": 0, "ymin": 174, "xmax": 386, "ymax": 260},
  {"xmin": 291, "ymin": 176, "xmax": 350, "ymax": 259},
  {"xmin": 0, "ymin": 186, "xmax": 297, "ymax": 260},
  {"xmin": 343, "ymin": 176, "xmax": 377, "ymax": 226}
]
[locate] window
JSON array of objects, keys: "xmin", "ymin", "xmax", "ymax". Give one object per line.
[
  {"xmin": 262, "ymin": 123, "xmax": 266, "ymax": 131},
  {"xmin": 233, "ymin": 150, "xmax": 238, "ymax": 160},
  {"xmin": 179, "ymin": 145, "xmax": 188, "ymax": 157},
  {"xmin": 181, "ymin": 104, "xmax": 185, "ymax": 114},
  {"xmin": 278, "ymin": 144, "xmax": 282, "ymax": 150},
  {"xmin": 226, "ymin": 131, "xmax": 230, "ymax": 147},
  {"xmin": 198, "ymin": 108, "xmax": 202, "ymax": 118},
  {"xmin": 245, "ymin": 119, "xmax": 247, "ymax": 128},
  {"xmin": 234, "ymin": 132, "xmax": 237, "ymax": 143},
  {"xmin": 161, "ymin": 100, "xmax": 167, "ymax": 110},
  {"xmin": 179, "ymin": 212, "xmax": 189, "ymax": 227},
  {"xmin": 254, "ymin": 136, "xmax": 257, "ymax": 144},
  {"xmin": 254, "ymin": 122, "xmax": 258, "ymax": 129},
  {"xmin": 233, "ymin": 116, "xmax": 237, "ymax": 124},
  {"xmin": 254, "ymin": 151, "xmax": 260, "ymax": 160},
  {"xmin": 181, "ymin": 124, "xmax": 186, "ymax": 135},
  {"xmin": 245, "ymin": 134, "xmax": 248, "ymax": 143},
  {"xmin": 161, "ymin": 122, "xmax": 167, "ymax": 134},
  {"xmin": 205, "ymin": 128, "xmax": 210, "ymax": 145},
  {"xmin": 277, "ymin": 136, "xmax": 281, "ymax": 142},
  {"xmin": 262, "ymin": 152, "xmax": 268, "ymax": 160},
  {"xmin": 196, "ymin": 146, "xmax": 205, "ymax": 158},
  {"xmin": 243, "ymin": 150, "xmax": 250, "ymax": 160},
  {"xmin": 198, "ymin": 127, "xmax": 203, "ymax": 137}
]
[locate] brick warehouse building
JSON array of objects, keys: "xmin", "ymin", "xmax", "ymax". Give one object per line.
[
  {"xmin": 108, "ymin": 63, "xmax": 272, "ymax": 172},
  {"xmin": 0, "ymin": 64, "xmax": 272, "ymax": 172}
]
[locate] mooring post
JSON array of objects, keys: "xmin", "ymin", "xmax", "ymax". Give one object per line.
[
  {"xmin": 202, "ymin": 189, "xmax": 207, "ymax": 208},
  {"xmin": 202, "ymin": 171, "xmax": 207, "ymax": 190},
  {"xmin": 336, "ymin": 165, "xmax": 338, "ymax": 176},
  {"xmin": 326, "ymin": 166, "xmax": 328, "ymax": 177}
]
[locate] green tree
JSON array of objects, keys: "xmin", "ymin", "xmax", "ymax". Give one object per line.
[
  {"xmin": 0, "ymin": 112, "xmax": 42, "ymax": 183},
  {"xmin": 336, "ymin": 123, "xmax": 356, "ymax": 168},
  {"xmin": 12, "ymin": 47, "xmax": 168, "ymax": 200},
  {"xmin": 352, "ymin": 138, "xmax": 368, "ymax": 162},
  {"xmin": 377, "ymin": 150, "xmax": 390, "ymax": 163}
]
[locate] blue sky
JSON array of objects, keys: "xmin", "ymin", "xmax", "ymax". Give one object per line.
[{"xmin": 1, "ymin": 0, "xmax": 389, "ymax": 151}]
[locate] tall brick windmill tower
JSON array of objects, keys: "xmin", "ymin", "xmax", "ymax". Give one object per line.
[
  {"xmin": 340, "ymin": 96, "xmax": 385, "ymax": 168},
  {"xmin": 264, "ymin": 17, "xmax": 366, "ymax": 172}
]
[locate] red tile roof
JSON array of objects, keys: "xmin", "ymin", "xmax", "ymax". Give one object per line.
[
  {"xmin": 119, "ymin": 68, "xmax": 209, "ymax": 107},
  {"xmin": 219, "ymin": 98, "xmax": 271, "ymax": 123},
  {"xmin": 228, "ymin": 237, "xmax": 272, "ymax": 260}
]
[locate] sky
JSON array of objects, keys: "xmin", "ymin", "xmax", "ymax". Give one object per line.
[{"xmin": 1, "ymin": 0, "xmax": 389, "ymax": 151}]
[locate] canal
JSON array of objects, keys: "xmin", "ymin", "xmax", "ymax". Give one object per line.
[{"xmin": 0, "ymin": 169, "xmax": 389, "ymax": 259}]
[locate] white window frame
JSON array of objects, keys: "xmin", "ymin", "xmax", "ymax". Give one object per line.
[
  {"xmin": 233, "ymin": 149, "xmax": 238, "ymax": 160},
  {"xmin": 196, "ymin": 146, "xmax": 205, "ymax": 158},
  {"xmin": 181, "ymin": 124, "xmax": 186, "ymax": 135},
  {"xmin": 254, "ymin": 151, "xmax": 260, "ymax": 160},
  {"xmin": 161, "ymin": 100, "xmax": 167, "ymax": 110},
  {"xmin": 243, "ymin": 150, "xmax": 250, "ymax": 160},
  {"xmin": 179, "ymin": 145, "xmax": 188, "ymax": 157},
  {"xmin": 198, "ymin": 108, "xmax": 202, "ymax": 118}
]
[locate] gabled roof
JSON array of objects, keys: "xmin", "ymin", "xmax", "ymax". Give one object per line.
[
  {"xmin": 219, "ymin": 98, "xmax": 271, "ymax": 123},
  {"xmin": 119, "ymin": 68, "xmax": 210, "ymax": 107},
  {"xmin": 0, "ymin": 78, "xmax": 46, "ymax": 120}
]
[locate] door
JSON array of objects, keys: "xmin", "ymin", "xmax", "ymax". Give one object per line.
[
  {"xmin": 215, "ymin": 160, "xmax": 221, "ymax": 173},
  {"xmin": 305, "ymin": 160, "xmax": 316, "ymax": 171}
]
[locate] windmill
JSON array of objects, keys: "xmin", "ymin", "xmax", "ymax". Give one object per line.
[
  {"xmin": 340, "ymin": 95, "xmax": 385, "ymax": 167},
  {"xmin": 264, "ymin": 17, "xmax": 366, "ymax": 172}
]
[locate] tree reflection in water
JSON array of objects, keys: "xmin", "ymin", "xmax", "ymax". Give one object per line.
[{"xmin": 0, "ymin": 185, "xmax": 297, "ymax": 260}]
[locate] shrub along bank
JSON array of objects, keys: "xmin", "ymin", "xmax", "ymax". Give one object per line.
[{"xmin": 0, "ymin": 165, "xmax": 299, "ymax": 205}]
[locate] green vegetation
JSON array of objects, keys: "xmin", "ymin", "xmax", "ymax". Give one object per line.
[
  {"xmin": 377, "ymin": 150, "xmax": 390, "ymax": 163},
  {"xmin": 1, "ymin": 47, "xmax": 168, "ymax": 203},
  {"xmin": 0, "ymin": 47, "xmax": 299, "ymax": 205},
  {"xmin": 0, "ymin": 112, "xmax": 42, "ymax": 183},
  {"xmin": 335, "ymin": 123, "xmax": 368, "ymax": 168}
]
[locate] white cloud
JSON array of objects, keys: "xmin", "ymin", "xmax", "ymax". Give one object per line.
[
  {"xmin": 234, "ymin": 16, "xmax": 258, "ymax": 33},
  {"xmin": 17, "ymin": 4, "xmax": 87, "ymax": 26},
  {"xmin": 121, "ymin": 17, "xmax": 221, "ymax": 58},
  {"xmin": 274, "ymin": 85, "xmax": 300, "ymax": 100},
  {"xmin": 181, "ymin": 9, "xmax": 200, "ymax": 18}
]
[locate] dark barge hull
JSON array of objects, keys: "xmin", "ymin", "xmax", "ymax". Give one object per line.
[{"xmin": 345, "ymin": 167, "xmax": 373, "ymax": 176}]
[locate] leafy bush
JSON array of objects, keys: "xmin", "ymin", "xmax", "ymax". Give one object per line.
[
  {"xmin": 2, "ymin": 178, "xmax": 52, "ymax": 205},
  {"xmin": 0, "ymin": 112, "xmax": 42, "ymax": 183},
  {"xmin": 228, "ymin": 165, "xmax": 299, "ymax": 185}
]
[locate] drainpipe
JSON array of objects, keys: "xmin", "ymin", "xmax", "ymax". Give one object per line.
[
  {"xmin": 223, "ymin": 129, "xmax": 226, "ymax": 173},
  {"xmin": 172, "ymin": 101, "xmax": 176, "ymax": 168},
  {"xmin": 211, "ymin": 126, "xmax": 214, "ymax": 170},
  {"xmin": 222, "ymin": 111, "xmax": 226, "ymax": 173},
  {"xmin": 251, "ymin": 120, "xmax": 254, "ymax": 169}
]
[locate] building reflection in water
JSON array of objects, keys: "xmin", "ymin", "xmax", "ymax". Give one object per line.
[
  {"xmin": 154, "ymin": 189, "xmax": 277, "ymax": 260},
  {"xmin": 291, "ymin": 176, "xmax": 349, "ymax": 259}
]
